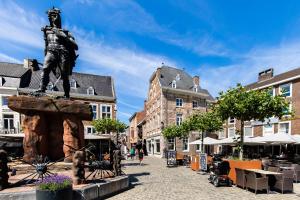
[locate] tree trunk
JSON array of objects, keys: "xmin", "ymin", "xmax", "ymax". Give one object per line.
[{"xmin": 239, "ymin": 120, "xmax": 244, "ymax": 160}]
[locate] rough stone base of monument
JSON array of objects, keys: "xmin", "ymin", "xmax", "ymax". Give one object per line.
[
  {"xmin": 0, "ymin": 175, "xmax": 129, "ymax": 200},
  {"xmin": 8, "ymin": 95, "xmax": 92, "ymax": 163}
]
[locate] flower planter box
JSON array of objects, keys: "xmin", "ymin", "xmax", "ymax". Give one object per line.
[
  {"xmin": 36, "ymin": 186, "xmax": 73, "ymax": 200},
  {"xmin": 227, "ymin": 159, "xmax": 262, "ymax": 184}
]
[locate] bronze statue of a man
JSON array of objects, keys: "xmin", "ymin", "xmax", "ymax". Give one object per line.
[{"xmin": 38, "ymin": 8, "xmax": 78, "ymax": 99}]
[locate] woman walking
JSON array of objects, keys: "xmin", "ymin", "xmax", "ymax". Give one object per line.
[
  {"xmin": 130, "ymin": 147, "xmax": 135, "ymax": 160},
  {"xmin": 138, "ymin": 149, "xmax": 144, "ymax": 165}
]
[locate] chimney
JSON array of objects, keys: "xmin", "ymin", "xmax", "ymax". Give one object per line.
[
  {"xmin": 23, "ymin": 59, "xmax": 39, "ymax": 71},
  {"xmin": 258, "ymin": 68, "xmax": 273, "ymax": 82},
  {"xmin": 193, "ymin": 76, "xmax": 200, "ymax": 86}
]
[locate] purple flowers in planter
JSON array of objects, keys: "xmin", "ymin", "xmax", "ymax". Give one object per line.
[{"xmin": 36, "ymin": 174, "xmax": 72, "ymax": 191}]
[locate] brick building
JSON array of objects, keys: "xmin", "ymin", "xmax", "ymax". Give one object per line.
[
  {"xmin": 144, "ymin": 66, "xmax": 214, "ymax": 157},
  {"xmin": 219, "ymin": 68, "xmax": 300, "ymax": 156},
  {"xmin": 0, "ymin": 59, "xmax": 116, "ymax": 156},
  {"xmin": 129, "ymin": 110, "xmax": 146, "ymax": 148}
]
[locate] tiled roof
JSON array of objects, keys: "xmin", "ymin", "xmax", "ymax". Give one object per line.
[
  {"xmin": 0, "ymin": 61, "xmax": 115, "ymax": 99},
  {"xmin": 0, "ymin": 62, "xmax": 29, "ymax": 78},
  {"xmin": 158, "ymin": 66, "xmax": 214, "ymax": 101},
  {"xmin": 26, "ymin": 70, "xmax": 114, "ymax": 98},
  {"xmin": 246, "ymin": 67, "xmax": 300, "ymax": 89}
]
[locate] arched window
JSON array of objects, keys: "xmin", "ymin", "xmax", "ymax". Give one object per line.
[{"xmin": 87, "ymin": 86, "xmax": 94, "ymax": 95}]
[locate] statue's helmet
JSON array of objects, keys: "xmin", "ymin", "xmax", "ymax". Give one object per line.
[{"xmin": 47, "ymin": 7, "xmax": 61, "ymax": 28}]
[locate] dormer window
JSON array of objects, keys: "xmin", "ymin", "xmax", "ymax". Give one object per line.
[
  {"xmin": 0, "ymin": 77, "xmax": 3, "ymax": 86},
  {"xmin": 87, "ymin": 86, "xmax": 95, "ymax": 95},
  {"xmin": 172, "ymin": 80, "xmax": 176, "ymax": 88},
  {"xmin": 193, "ymin": 85, "xmax": 198, "ymax": 92},
  {"xmin": 176, "ymin": 74, "xmax": 181, "ymax": 81},
  {"xmin": 70, "ymin": 79, "xmax": 77, "ymax": 89},
  {"xmin": 47, "ymin": 82, "xmax": 54, "ymax": 91}
]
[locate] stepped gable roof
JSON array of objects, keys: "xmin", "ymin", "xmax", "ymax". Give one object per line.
[
  {"xmin": 246, "ymin": 67, "xmax": 300, "ymax": 90},
  {"xmin": 0, "ymin": 62, "xmax": 29, "ymax": 78},
  {"xmin": 158, "ymin": 66, "xmax": 214, "ymax": 101}
]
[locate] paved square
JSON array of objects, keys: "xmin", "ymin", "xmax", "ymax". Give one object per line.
[{"xmin": 108, "ymin": 156, "xmax": 300, "ymax": 200}]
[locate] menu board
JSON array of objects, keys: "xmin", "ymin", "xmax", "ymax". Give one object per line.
[
  {"xmin": 167, "ymin": 150, "xmax": 177, "ymax": 166},
  {"xmin": 200, "ymin": 153, "xmax": 207, "ymax": 171}
]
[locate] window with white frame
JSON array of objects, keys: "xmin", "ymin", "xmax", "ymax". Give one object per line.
[
  {"xmin": 193, "ymin": 85, "xmax": 198, "ymax": 92},
  {"xmin": 228, "ymin": 128, "xmax": 235, "ymax": 137},
  {"xmin": 47, "ymin": 82, "xmax": 54, "ymax": 91},
  {"xmin": 0, "ymin": 77, "xmax": 3, "ymax": 86},
  {"xmin": 279, "ymin": 122, "xmax": 290, "ymax": 134},
  {"xmin": 192, "ymin": 101, "xmax": 198, "ymax": 108},
  {"xmin": 266, "ymin": 87, "xmax": 275, "ymax": 96},
  {"xmin": 86, "ymin": 126, "xmax": 96, "ymax": 134},
  {"xmin": 3, "ymin": 114, "xmax": 14, "ymax": 130},
  {"xmin": 283, "ymin": 103, "xmax": 292, "ymax": 116},
  {"xmin": 218, "ymin": 130, "xmax": 226, "ymax": 139},
  {"xmin": 176, "ymin": 98, "xmax": 183, "ymax": 107},
  {"xmin": 101, "ymin": 105, "xmax": 112, "ymax": 119},
  {"xmin": 91, "ymin": 104, "xmax": 98, "ymax": 120},
  {"xmin": 2, "ymin": 96, "xmax": 8, "ymax": 106},
  {"xmin": 87, "ymin": 87, "xmax": 95, "ymax": 95},
  {"xmin": 196, "ymin": 144, "xmax": 201, "ymax": 151},
  {"xmin": 280, "ymin": 83, "xmax": 291, "ymax": 97},
  {"xmin": 172, "ymin": 80, "xmax": 176, "ymax": 88},
  {"xmin": 244, "ymin": 126, "xmax": 253, "ymax": 137},
  {"xmin": 182, "ymin": 137, "xmax": 189, "ymax": 151},
  {"xmin": 168, "ymin": 138, "xmax": 175, "ymax": 150},
  {"xmin": 70, "ymin": 79, "xmax": 77, "ymax": 88},
  {"xmin": 199, "ymin": 99, "xmax": 206, "ymax": 107},
  {"xmin": 176, "ymin": 74, "xmax": 181, "ymax": 81},
  {"xmin": 263, "ymin": 123, "xmax": 274, "ymax": 135},
  {"xmin": 228, "ymin": 117, "xmax": 235, "ymax": 124},
  {"xmin": 176, "ymin": 113, "xmax": 183, "ymax": 126}
]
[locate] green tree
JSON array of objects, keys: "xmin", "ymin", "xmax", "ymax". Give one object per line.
[
  {"xmin": 214, "ymin": 84, "xmax": 289, "ymax": 159},
  {"xmin": 92, "ymin": 118, "xmax": 127, "ymax": 142},
  {"xmin": 187, "ymin": 111, "xmax": 223, "ymax": 152}
]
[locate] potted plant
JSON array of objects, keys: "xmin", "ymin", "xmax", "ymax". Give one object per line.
[{"xmin": 36, "ymin": 174, "xmax": 73, "ymax": 200}]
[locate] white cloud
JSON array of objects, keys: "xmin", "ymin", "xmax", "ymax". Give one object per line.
[
  {"xmin": 0, "ymin": 52, "xmax": 22, "ymax": 63},
  {"xmin": 0, "ymin": 1, "xmax": 44, "ymax": 48},
  {"xmin": 198, "ymin": 40, "xmax": 300, "ymax": 97},
  {"xmin": 75, "ymin": 31, "xmax": 176, "ymax": 98}
]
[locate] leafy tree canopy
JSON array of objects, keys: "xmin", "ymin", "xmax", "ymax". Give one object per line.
[
  {"xmin": 92, "ymin": 118, "xmax": 127, "ymax": 134},
  {"xmin": 214, "ymin": 84, "xmax": 289, "ymax": 122}
]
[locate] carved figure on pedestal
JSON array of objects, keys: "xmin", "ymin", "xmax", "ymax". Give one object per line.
[
  {"xmin": 37, "ymin": 7, "xmax": 78, "ymax": 99},
  {"xmin": 72, "ymin": 151, "xmax": 85, "ymax": 185}
]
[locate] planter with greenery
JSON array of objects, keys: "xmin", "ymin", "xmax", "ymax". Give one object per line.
[{"xmin": 36, "ymin": 175, "xmax": 73, "ymax": 200}]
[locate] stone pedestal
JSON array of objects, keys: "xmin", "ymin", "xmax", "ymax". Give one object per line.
[{"xmin": 8, "ymin": 96, "xmax": 92, "ymax": 163}]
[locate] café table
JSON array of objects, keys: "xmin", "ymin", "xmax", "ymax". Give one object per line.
[{"xmin": 244, "ymin": 169, "xmax": 282, "ymax": 189}]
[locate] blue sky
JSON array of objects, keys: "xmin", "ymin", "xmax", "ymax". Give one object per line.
[{"xmin": 1, "ymin": 0, "xmax": 300, "ymax": 123}]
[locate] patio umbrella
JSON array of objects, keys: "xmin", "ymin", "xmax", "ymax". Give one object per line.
[
  {"xmin": 259, "ymin": 133, "xmax": 297, "ymax": 144},
  {"xmin": 189, "ymin": 137, "xmax": 220, "ymax": 145}
]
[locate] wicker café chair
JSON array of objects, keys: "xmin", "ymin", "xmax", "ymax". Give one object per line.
[
  {"xmin": 273, "ymin": 170, "xmax": 294, "ymax": 194},
  {"xmin": 291, "ymin": 164, "xmax": 300, "ymax": 182},
  {"xmin": 235, "ymin": 168, "xmax": 246, "ymax": 189},
  {"xmin": 245, "ymin": 171, "xmax": 269, "ymax": 194}
]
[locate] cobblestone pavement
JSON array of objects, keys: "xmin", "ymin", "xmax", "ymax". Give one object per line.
[{"xmin": 108, "ymin": 156, "xmax": 300, "ymax": 200}]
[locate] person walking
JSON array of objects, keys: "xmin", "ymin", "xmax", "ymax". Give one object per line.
[
  {"xmin": 130, "ymin": 147, "xmax": 135, "ymax": 160},
  {"xmin": 138, "ymin": 149, "xmax": 144, "ymax": 166}
]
